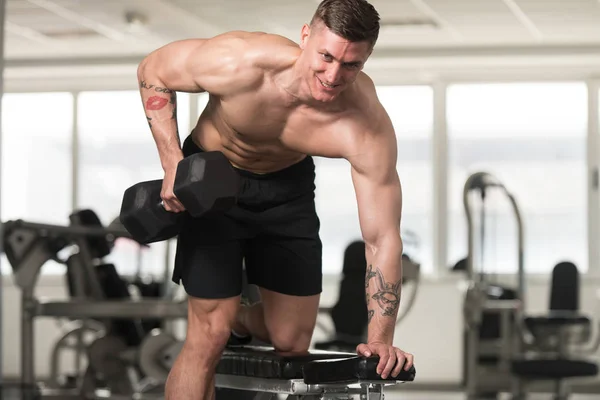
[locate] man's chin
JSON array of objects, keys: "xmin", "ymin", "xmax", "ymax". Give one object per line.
[{"xmin": 313, "ymin": 90, "xmax": 340, "ymax": 103}]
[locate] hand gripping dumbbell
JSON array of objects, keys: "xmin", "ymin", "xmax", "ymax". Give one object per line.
[{"xmin": 119, "ymin": 151, "xmax": 240, "ymax": 244}]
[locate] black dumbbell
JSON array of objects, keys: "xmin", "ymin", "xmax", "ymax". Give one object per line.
[{"xmin": 119, "ymin": 151, "xmax": 239, "ymax": 244}]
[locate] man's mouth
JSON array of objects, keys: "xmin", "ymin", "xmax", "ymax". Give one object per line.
[{"xmin": 317, "ymin": 77, "xmax": 339, "ymax": 90}]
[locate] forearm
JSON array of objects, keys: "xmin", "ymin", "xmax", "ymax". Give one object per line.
[
  {"xmin": 364, "ymin": 235, "xmax": 403, "ymax": 345},
  {"xmin": 137, "ymin": 59, "xmax": 183, "ymax": 171}
]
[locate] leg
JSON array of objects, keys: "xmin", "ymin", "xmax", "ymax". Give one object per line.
[
  {"xmin": 231, "ymin": 156, "xmax": 322, "ymax": 352},
  {"xmin": 165, "ymin": 296, "xmax": 239, "ymax": 400},
  {"xmin": 169, "ymin": 212, "xmax": 247, "ymax": 400},
  {"xmin": 241, "ymin": 229, "xmax": 322, "ymax": 354},
  {"xmin": 260, "ymin": 288, "xmax": 320, "ymax": 354},
  {"xmin": 234, "ymin": 288, "xmax": 320, "ymax": 354}
]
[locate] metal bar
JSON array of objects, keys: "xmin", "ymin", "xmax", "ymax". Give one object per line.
[
  {"xmin": 483, "ymin": 299, "xmax": 522, "ymax": 311},
  {"xmin": 72, "ymin": 91, "xmax": 79, "ymax": 209},
  {"xmin": 36, "ymin": 299, "xmax": 188, "ymax": 319},
  {"xmin": 432, "ymin": 81, "xmax": 447, "ymax": 276},
  {"xmin": 587, "ymin": 80, "xmax": 599, "ymax": 277},
  {"xmin": 214, "ymin": 375, "xmax": 312, "ymax": 395},
  {"xmin": 21, "ymin": 288, "xmax": 35, "ymax": 390},
  {"xmin": 0, "ymin": 0, "xmax": 6, "ymax": 383},
  {"xmin": 506, "ymin": 192, "xmax": 526, "ymax": 311},
  {"xmin": 4, "ymin": 219, "xmax": 133, "ymax": 238}
]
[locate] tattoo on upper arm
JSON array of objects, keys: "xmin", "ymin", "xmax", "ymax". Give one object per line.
[{"xmin": 365, "ymin": 265, "xmax": 401, "ymax": 322}]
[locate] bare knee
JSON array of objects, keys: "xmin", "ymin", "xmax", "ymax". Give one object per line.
[
  {"xmin": 184, "ymin": 296, "xmax": 239, "ymax": 362},
  {"xmin": 269, "ymin": 325, "xmax": 314, "ymax": 355}
]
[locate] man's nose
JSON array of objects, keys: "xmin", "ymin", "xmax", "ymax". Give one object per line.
[{"xmin": 325, "ymin": 64, "xmax": 342, "ymax": 83}]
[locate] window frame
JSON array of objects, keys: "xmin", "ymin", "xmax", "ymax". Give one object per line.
[{"xmin": 1, "ymin": 73, "xmax": 599, "ymax": 280}]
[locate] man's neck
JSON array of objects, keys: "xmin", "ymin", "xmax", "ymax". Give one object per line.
[{"xmin": 279, "ymin": 57, "xmax": 313, "ymax": 104}]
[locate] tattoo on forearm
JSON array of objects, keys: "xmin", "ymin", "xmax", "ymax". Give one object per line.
[
  {"xmin": 140, "ymin": 80, "xmax": 174, "ymax": 93},
  {"xmin": 368, "ymin": 309, "xmax": 374, "ymax": 324},
  {"xmin": 170, "ymin": 92, "xmax": 177, "ymax": 120},
  {"xmin": 365, "ymin": 264, "xmax": 376, "ymax": 288},
  {"xmin": 146, "ymin": 116, "xmax": 152, "ymax": 128},
  {"xmin": 365, "ymin": 266, "xmax": 402, "ymax": 319},
  {"xmin": 146, "ymin": 96, "xmax": 169, "ymax": 111}
]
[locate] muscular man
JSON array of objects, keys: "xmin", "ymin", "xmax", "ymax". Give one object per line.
[{"xmin": 137, "ymin": 0, "xmax": 413, "ymax": 398}]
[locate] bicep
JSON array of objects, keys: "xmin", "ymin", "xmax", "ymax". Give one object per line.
[
  {"xmin": 352, "ymin": 158, "xmax": 403, "ymax": 247},
  {"xmin": 139, "ymin": 33, "xmax": 260, "ymax": 95},
  {"xmin": 349, "ymin": 114, "xmax": 402, "ymax": 247}
]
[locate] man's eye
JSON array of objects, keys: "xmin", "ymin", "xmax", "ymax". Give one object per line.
[{"xmin": 321, "ymin": 53, "xmax": 332, "ymax": 61}]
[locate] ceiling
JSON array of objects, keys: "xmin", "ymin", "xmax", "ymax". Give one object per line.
[{"xmin": 6, "ymin": 0, "xmax": 600, "ymax": 65}]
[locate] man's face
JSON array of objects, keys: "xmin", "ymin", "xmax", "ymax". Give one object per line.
[{"xmin": 300, "ymin": 22, "xmax": 372, "ymax": 102}]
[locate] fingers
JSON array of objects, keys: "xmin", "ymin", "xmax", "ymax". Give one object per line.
[
  {"xmin": 357, "ymin": 344, "xmax": 414, "ymax": 379},
  {"xmin": 355, "ymin": 343, "xmax": 373, "ymax": 357},
  {"xmin": 161, "ymin": 194, "xmax": 186, "ymax": 213},
  {"xmin": 391, "ymin": 349, "xmax": 408, "ymax": 378},
  {"xmin": 379, "ymin": 347, "xmax": 396, "ymax": 379},
  {"xmin": 403, "ymin": 352, "xmax": 414, "ymax": 371}
]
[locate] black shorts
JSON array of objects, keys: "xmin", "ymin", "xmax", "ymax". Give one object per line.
[{"xmin": 171, "ymin": 135, "xmax": 323, "ymax": 299}]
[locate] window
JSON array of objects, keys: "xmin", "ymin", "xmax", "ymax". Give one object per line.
[
  {"xmin": 1, "ymin": 92, "xmax": 73, "ymax": 275},
  {"xmin": 77, "ymin": 90, "xmax": 190, "ymax": 276},
  {"xmin": 316, "ymin": 86, "xmax": 434, "ymax": 274},
  {"xmin": 447, "ymin": 82, "xmax": 588, "ymax": 274}
]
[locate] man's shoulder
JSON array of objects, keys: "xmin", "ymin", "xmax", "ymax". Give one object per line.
[
  {"xmin": 345, "ymin": 73, "xmax": 385, "ymax": 127},
  {"xmin": 217, "ymin": 31, "xmax": 299, "ymax": 71}
]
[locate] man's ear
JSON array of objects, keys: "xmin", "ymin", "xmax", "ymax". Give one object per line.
[{"xmin": 300, "ymin": 23, "xmax": 311, "ymax": 49}]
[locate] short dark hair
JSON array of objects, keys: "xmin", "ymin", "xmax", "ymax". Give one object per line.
[{"xmin": 311, "ymin": 0, "xmax": 380, "ymax": 48}]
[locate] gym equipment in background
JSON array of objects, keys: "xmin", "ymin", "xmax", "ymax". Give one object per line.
[
  {"xmin": 460, "ymin": 171, "xmax": 527, "ymax": 399},
  {"xmin": 459, "ymin": 172, "xmax": 600, "ymax": 400},
  {"xmin": 2, "ymin": 210, "xmax": 416, "ymax": 399}
]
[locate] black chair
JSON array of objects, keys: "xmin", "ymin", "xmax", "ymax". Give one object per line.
[
  {"xmin": 315, "ymin": 240, "xmax": 368, "ymax": 352},
  {"xmin": 66, "ymin": 209, "xmax": 148, "ymax": 347},
  {"xmin": 511, "ymin": 261, "xmax": 598, "ymax": 400}
]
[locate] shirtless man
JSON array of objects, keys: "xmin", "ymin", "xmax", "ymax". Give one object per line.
[{"xmin": 137, "ymin": 0, "xmax": 413, "ymax": 398}]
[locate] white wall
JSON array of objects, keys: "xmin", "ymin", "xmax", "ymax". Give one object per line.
[{"xmin": 4, "ymin": 273, "xmax": 600, "ymax": 384}]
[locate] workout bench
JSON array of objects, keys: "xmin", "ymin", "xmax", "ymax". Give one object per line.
[
  {"xmin": 139, "ymin": 338, "xmax": 416, "ymax": 400},
  {"xmin": 214, "ymin": 345, "xmax": 415, "ymax": 399}
]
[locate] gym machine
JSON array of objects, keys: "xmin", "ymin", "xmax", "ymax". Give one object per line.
[
  {"xmin": 461, "ymin": 171, "xmax": 526, "ymax": 399},
  {"xmin": 2, "ymin": 211, "xmax": 416, "ymax": 399},
  {"xmin": 460, "ymin": 172, "xmax": 600, "ymax": 399}
]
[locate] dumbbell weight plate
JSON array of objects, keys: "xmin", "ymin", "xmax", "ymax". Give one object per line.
[
  {"xmin": 138, "ymin": 330, "xmax": 178, "ymax": 384},
  {"xmin": 120, "ymin": 179, "xmax": 184, "ymax": 244},
  {"xmin": 87, "ymin": 335, "xmax": 133, "ymax": 394},
  {"xmin": 173, "ymin": 151, "xmax": 240, "ymax": 216}
]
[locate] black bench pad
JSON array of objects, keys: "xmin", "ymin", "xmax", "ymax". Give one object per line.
[
  {"xmin": 216, "ymin": 346, "xmax": 355, "ymax": 380},
  {"xmin": 303, "ymin": 356, "xmax": 416, "ymax": 384},
  {"xmin": 216, "ymin": 346, "xmax": 416, "ymax": 384}
]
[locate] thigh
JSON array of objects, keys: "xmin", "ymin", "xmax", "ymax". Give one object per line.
[
  {"xmin": 259, "ymin": 287, "xmax": 321, "ymax": 352},
  {"xmin": 244, "ymin": 234, "xmax": 322, "ymax": 297},
  {"xmin": 173, "ymin": 218, "xmax": 245, "ymax": 299}
]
